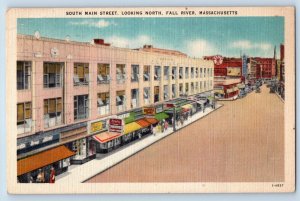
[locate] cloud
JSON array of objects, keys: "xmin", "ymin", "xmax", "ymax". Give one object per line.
[
  {"xmin": 106, "ymin": 35, "xmax": 152, "ymax": 48},
  {"xmin": 69, "ymin": 19, "xmax": 116, "ymax": 28},
  {"xmin": 231, "ymin": 40, "xmax": 272, "ymax": 51},
  {"xmin": 185, "ymin": 39, "xmax": 218, "ymax": 58}
]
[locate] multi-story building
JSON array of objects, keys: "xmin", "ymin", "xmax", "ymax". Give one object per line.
[
  {"xmin": 16, "ymin": 34, "xmax": 214, "ymax": 180},
  {"xmin": 254, "ymin": 57, "xmax": 276, "ymax": 80}
]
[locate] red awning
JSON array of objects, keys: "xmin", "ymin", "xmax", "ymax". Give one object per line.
[
  {"xmin": 144, "ymin": 118, "xmax": 159, "ymax": 124},
  {"xmin": 93, "ymin": 132, "xmax": 121, "ymax": 143},
  {"xmin": 136, "ymin": 118, "xmax": 151, "ymax": 128}
]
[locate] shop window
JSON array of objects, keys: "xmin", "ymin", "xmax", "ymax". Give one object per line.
[
  {"xmin": 116, "ymin": 91, "xmax": 126, "ymax": 112},
  {"xmin": 97, "ymin": 63, "xmax": 110, "ymax": 84},
  {"xmin": 154, "ymin": 66, "xmax": 161, "ymax": 81},
  {"xmin": 179, "ymin": 67, "xmax": 183, "ymax": 79},
  {"xmin": 143, "ymin": 65, "xmax": 150, "ymax": 81},
  {"xmin": 74, "ymin": 95, "xmax": 89, "ymax": 120},
  {"xmin": 164, "ymin": 66, "xmax": 169, "ymax": 80},
  {"xmin": 43, "ymin": 62, "xmax": 63, "ymax": 88},
  {"xmin": 163, "ymin": 85, "xmax": 169, "ymax": 100},
  {"xmin": 131, "ymin": 89, "xmax": 139, "ymax": 108},
  {"xmin": 73, "ymin": 63, "xmax": 89, "ymax": 86},
  {"xmin": 44, "ymin": 97, "xmax": 63, "ymax": 128},
  {"xmin": 116, "ymin": 64, "xmax": 126, "ymax": 84},
  {"xmin": 97, "ymin": 92, "xmax": 110, "ymax": 115},
  {"xmin": 17, "ymin": 61, "xmax": 31, "ymax": 90},
  {"xmin": 143, "ymin": 87, "xmax": 150, "ymax": 105},
  {"xmin": 17, "ymin": 102, "xmax": 32, "ymax": 134},
  {"xmin": 131, "ymin": 65, "xmax": 139, "ymax": 82},
  {"xmin": 154, "ymin": 86, "xmax": 160, "ymax": 103}
]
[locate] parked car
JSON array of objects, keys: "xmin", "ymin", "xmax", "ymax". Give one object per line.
[{"xmin": 256, "ymin": 87, "xmax": 261, "ymax": 93}]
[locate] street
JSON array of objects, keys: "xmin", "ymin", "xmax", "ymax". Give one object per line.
[{"xmin": 87, "ymin": 85, "xmax": 284, "ymax": 183}]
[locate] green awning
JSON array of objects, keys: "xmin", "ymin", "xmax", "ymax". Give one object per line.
[
  {"xmin": 165, "ymin": 107, "xmax": 182, "ymax": 113},
  {"xmin": 124, "ymin": 112, "xmax": 136, "ymax": 124},
  {"xmin": 155, "ymin": 112, "xmax": 169, "ymax": 121}
]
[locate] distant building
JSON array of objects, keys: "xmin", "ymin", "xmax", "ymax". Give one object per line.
[{"xmin": 253, "ymin": 57, "xmax": 276, "ymax": 80}]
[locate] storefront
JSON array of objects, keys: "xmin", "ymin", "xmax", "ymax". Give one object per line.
[
  {"xmin": 17, "ymin": 145, "xmax": 75, "ymax": 183},
  {"xmin": 93, "ymin": 131, "xmax": 121, "ymax": 153}
]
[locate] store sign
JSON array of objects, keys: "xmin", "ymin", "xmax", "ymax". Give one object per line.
[
  {"xmin": 227, "ymin": 67, "xmax": 241, "ymax": 76},
  {"xmin": 155, "ymin": 105, "xmax": 163, "ymax": 113},
  {"xmin": 42, "ymin": 135, "xmax": 53, "ymax": 143},
  {"xmin": 143, "ymin": 107, "xmax": 156, "ymax": 115},
  {"xmin": 108, "ymin": 118, "xmax": 123, "ymax": 133},
  {"xmin": 90, "ymin": 121, "xmax": 103, "ymax": 133},
  {"xmin": 213, "ymin": 55, "xmax": 223, "ymax": 65}
]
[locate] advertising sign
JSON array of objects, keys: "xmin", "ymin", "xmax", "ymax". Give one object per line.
[
  {"xmin": 227, "ymin": 67, "xmax": 241, "ymax": 76},
  {"xmin": 142, "ymin": 107, "xmax": 156, "ymax": 115},
  {"xmin": 90, "ymin": 121, "xmax": 103, "ymax": 133},
  {"xmin": 108, "ymin": 118, "xmax": 123, "ymax": 133}
]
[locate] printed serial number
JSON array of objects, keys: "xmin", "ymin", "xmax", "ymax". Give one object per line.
[{"xmin": 272, "ymin": 184, "xmax": 284, "ymax": 187}]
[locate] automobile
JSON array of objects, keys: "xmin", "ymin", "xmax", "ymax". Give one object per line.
[
  {"xmin": 238, "ymin": 91, "xmax": 247, "ymax": 98},
  {"xmin": 256, "ymin": 87, "xmax": 261, "ymax": 93}
]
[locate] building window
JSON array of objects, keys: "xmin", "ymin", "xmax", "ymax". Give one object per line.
[
  {"xmin": 131, "ymin": 65, "xmax": 139, "ymax": 82},
  {"xmin": 116, "ymin": 64, "xmax": 126, "ymax": 84},
  {"xmin": 204, "ymin": 68, "xmax": 206, "ymax": 77},
  {"xmin": 17, "ymin": 61, "xmax": 31, "ymax": 90},
  {"xmin": 185, "ymin": 67, "xmax": 189, "ymax": 78},
  {"xmin": 144, "ymin": 87, "xmax": 150, "ymax": 105},
  {"xmin": 97, "ymin": 63, "xmax": 110, "ymax": 84},
  {"xmin": 131, "ymin": 89, "xmax": 139, "ymax": 108},
  {"xmin": 179, "ymin": 83, "xmax": 183, "ymax": 96},
  {"xmin": 43, "ymin": 62, "xmax": 63, "ymax": 88},
  {"xmin": 154, "ymin": 86, "xmax": 160, "ymax": 103},
  {"xmin": 195, "ymin": 82, "xmax": 199, "ymax": 92},
  {"xmin": 179, "ymin": 67, "xmax": 183, "ymax": 79},
  {"xmin": 172, "ymin": 84, "xmax": 176, "ymax": 98},
  {"xmin": 200, "ymin": 68, "xmax": 203, "ymax": 78},
  {"xmin": 74, "ymin": 63, "xmax": 89, "ymax": 86},
  {"xmin": 200, "ymin": 81, "xmax": 202, "ymax": 90},
  {"xmin": 97, "ymin": 92, "xmax": 110, "ymax": 115},
  {"xmin": 74, "ymin": 95, "xmax": 89, "ymax": 120},
  {"xmin": 143, "ymin": 65, "xmax": 150, "ymax": 81},
  {"xmin": 17, "ymin": 102, "xmax": 32, "ymax": 134},
  {"xmin": 164, "ymin": 66, "xmax": 169, "ymax": 80},
  {"xmin": 185, "ymin": 83, "xmax": 189, "ymax": 94},
  {"xmin": 191, "ymin": 82, "xmax": 194, "ymax": 94},
  {"xmin": 116, "ymin": 91, "xmax": 126, "ymax": 112},
  {"xmin": 191, "ymin": 67, "xmax": 194, "ymax": 78},
  {"xmin": 204, "ymin": 81, "xmax": 206, "ymax": 89},
  {"xmin": 154, "ymin": 66, "xmax": 161, "ymax": 81},
  {"xmin": 172, "ymin": 67, "xmax": 177, "ymax": 80},
  {"xmin": 163, "ymin": 85, "xmax": 169, "ymax": 100},
  {"xmin": 195, "ymin": 67, "xmax": 199, "ymax": 78},
  {"xmin": 44, "ymin": 97, "xmax": 62, "ymax": 128}
]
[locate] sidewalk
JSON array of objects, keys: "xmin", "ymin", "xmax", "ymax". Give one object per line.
[{"xmin": 56, "ymin": 103, "xmax": 223, "ymax": 184}]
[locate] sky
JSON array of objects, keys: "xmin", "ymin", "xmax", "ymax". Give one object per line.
[{"xmin": 17, "ymin": 17, "xmax": 284, "ymax": 58}]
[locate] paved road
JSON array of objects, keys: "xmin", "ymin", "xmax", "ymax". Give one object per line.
[{"xmin": 87, "ymin": 85, "xmax": 284, "ymax": 182}]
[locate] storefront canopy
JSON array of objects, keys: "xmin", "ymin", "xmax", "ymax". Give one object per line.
[
  {"xmin": 17, "ymin": 145, "xmax": 75, "ymax": 176},
  {"xmin": 93, "ymin": 132, "xmax": 121, "ymax": 144},
  {"xmin": 124, "ymin": 112, "xmax": 136, "ymax": 124},
  {"xmin": 124, "ymin": 122, "xmax": 142, "ymax": 135},
  {"xmin": 155, "ymin": 112, "xmax": 169, "ymax": 121},
  {"xmin": 136, "ymin": 118, "xmax": 151, "ymax": 128},
  {"xmin": 144, "ymin": 117, "xmax": 159, "ymax": 124}
]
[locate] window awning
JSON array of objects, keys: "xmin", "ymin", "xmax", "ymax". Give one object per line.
[
  {"xmin": 124, "ymin": 122, "xmax": 142, "ymax": 135},
  {"xmin": 17, "ymin": 145, "xmax": 75, "ymax": 176},
  {"xmin": 93, "ymin": 132, "xmax": 121, "ymax": 144},
  {"xmin": 181, "ymin": 104, "xmax": 193, "ymax": 109},
  {"xmin": 155, "ymin": 112, "xmax": 169, "ymax": 121},
  {"xmin": 135, "ymin": 118, "xmax": 152, "ymax": 128},
  {"xmin": 144, "ymin": 118, "xmax": 159, "ymax": 124}
]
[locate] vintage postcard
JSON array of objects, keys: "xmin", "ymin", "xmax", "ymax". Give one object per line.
[{"xmin": 6, "ymin": 7, "xmax": 295, "ymax": 193}]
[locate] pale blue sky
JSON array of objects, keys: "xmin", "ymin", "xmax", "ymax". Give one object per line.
[{"xmin": 18, "ymin": 17, "xmax": 284, "ymax": 58}]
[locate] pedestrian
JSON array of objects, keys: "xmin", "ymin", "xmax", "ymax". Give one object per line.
[
  {"xmin": 49, "ymin": 167, "xmax": 56, "ymax": 184},
  {"xmin": 164, "ymin": 120, "xmax": 168, "ymax": 131},
  {"xmin": 36, "ymin": 169, "xmax": 45, "ymax": 183}
]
